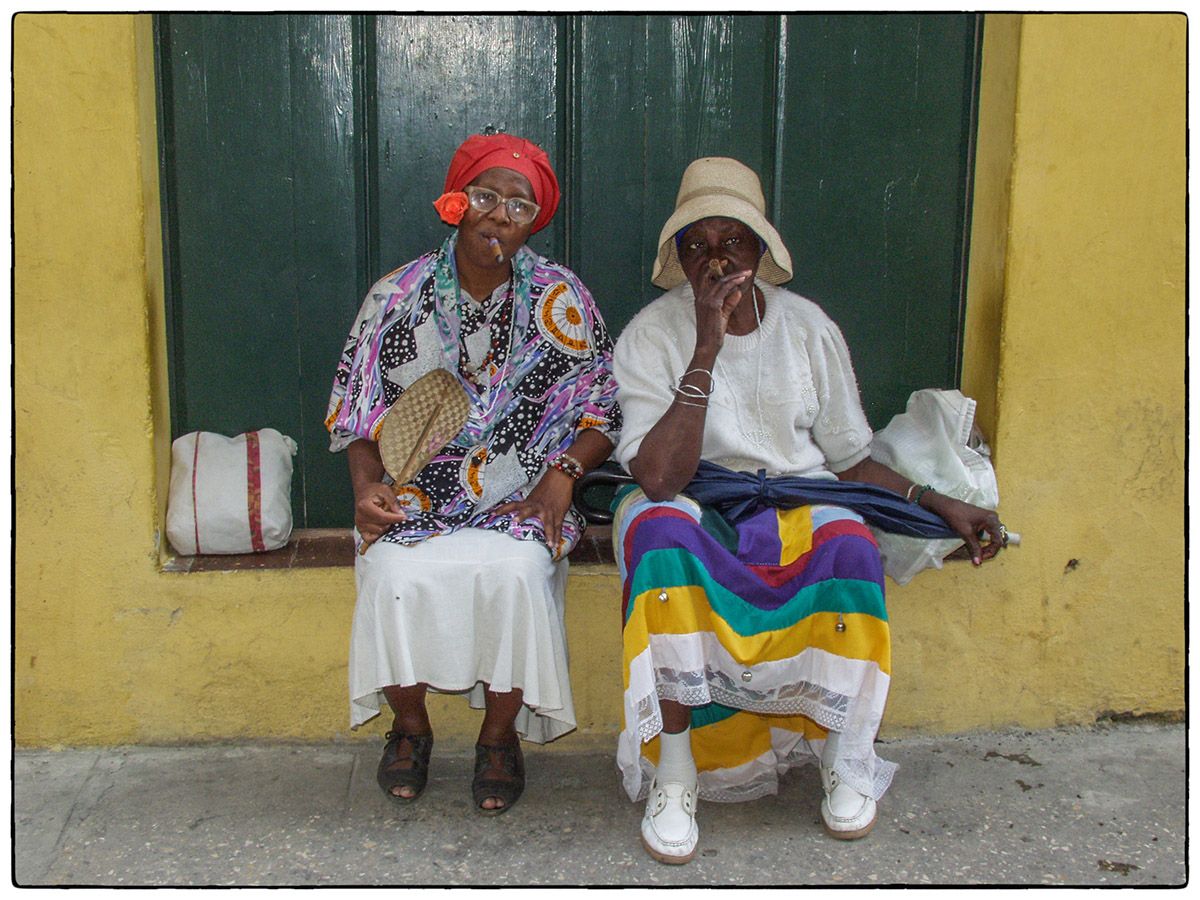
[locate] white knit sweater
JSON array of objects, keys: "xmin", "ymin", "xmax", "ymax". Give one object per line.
[{"xmin": 613, "ymin": 281, "xmax": 873, "ymax": 479}]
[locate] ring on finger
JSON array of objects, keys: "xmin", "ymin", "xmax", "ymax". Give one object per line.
[{"xmin": 998, "ymin": 523, "xmax": 1009, "ymax": 547}]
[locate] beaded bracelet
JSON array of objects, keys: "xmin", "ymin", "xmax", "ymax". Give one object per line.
[
  {"xmin": 548, "ymin": 453, "xmax": 584, "ymax": 480},
  {"xmin": 912, "ymin": 483, "xmax": 933, "ymax": 505}
]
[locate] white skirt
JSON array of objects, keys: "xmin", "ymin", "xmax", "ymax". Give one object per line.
[{"xmin": 349, "ymin": 528, "xmax": 576, "ymax": 743}]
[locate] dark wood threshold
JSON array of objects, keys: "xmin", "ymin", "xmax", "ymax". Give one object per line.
[{"xmin": 162, "ymin": 526, "xmax": 616, "ymax": 573}]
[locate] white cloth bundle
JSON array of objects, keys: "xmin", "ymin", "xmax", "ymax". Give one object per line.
[
  {"xmin": 166, "ymin": 428, "xmax": 298, "ymax": 555},
  {"xmin": 868, "ymin": 390, "xmax": 1000, "ymax": 584}
]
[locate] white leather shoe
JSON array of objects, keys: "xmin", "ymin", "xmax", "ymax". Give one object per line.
[
  {"xmin": 641, "ymin": 778, "xmax": 699, "ymax": 864},
  {"xmin": 820, "ymin": 766, "xmax": 877, "ymax": 840}
]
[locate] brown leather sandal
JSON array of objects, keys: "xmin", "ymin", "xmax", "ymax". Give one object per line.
[
  {"xmin": 471, "ymin": 740, "xmax": 525, "ymax": 815},
  {"xmin": 376, "ymin": 730, "xmax": 433, "ymax": 801}
]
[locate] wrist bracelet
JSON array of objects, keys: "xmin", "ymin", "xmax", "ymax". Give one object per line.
[
  {"xmin": 912, "ymin": 484, "xmax": 933, "ymax": 505},
  {"xmin": 548, "ymin": 453, "xmax": 584, "ymax": 480},
  {"xmin": 673, "ymin": 368, "xmax": 715, "ymax": 400},
  {"xmin": 674, "ymin": 383, "xmax": 711, "ymax": 400},
  {"xmin": 680, "ymin": 367, "xmax": 714, "ymax": 385}
]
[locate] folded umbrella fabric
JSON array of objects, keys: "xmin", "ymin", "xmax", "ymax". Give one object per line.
[{"xmin": 683, "ymin": 460, "xmax": 959, "ymax": 539}]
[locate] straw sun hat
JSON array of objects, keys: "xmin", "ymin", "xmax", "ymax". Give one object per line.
[{"xmin": 651, "ymin": 157, "xmax": 794, "ymax": 290}]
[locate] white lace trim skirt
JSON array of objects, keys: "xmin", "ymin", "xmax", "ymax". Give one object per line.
[
  {"xmin": 617, "ymin": 640, "xmax": 896, "ymax": 803},
  {"xmin": 349, "ymin": 528, "xmax": 575, "ymax": 744}
]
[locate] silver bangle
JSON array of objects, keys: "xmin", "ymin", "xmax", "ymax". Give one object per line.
[
  {"xmin": 674, "ymin": 368, "xmax": 715, "ymax": 399},
  {"xmin": 674, "ymin": 383, "xmax": 712, "ymax": 400}
]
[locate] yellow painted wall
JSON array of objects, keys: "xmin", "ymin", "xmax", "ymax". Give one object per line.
[
  {"xmin": 13, "ymin": 13, "xmax": 1184, "ymax": 748},
  {"xmin": 14, "ymin": 14, "xmax": 359, "ymax": 747},
  {"xmin": 889, "ymin": 13, "xmax": 1185, "ymax": 730},
  {"xmin": 986, "ymin": 12, "xmax": 1185, "ymax": 720}
]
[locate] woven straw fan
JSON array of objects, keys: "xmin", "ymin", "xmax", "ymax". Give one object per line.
[{"xmin": 359, "ymin": 368, "xmax": 471, "ymax": 555}]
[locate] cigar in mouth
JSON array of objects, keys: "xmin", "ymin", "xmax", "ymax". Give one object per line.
[{"xmin": 488, "ymin": 237, "xmax": 505, "ymax": 264}]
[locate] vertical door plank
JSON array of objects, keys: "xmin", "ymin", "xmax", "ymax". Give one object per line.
[
  {"xmin": 573, "ymin": 15, "xmax": 651, "ymax": 331},
  {"xmin": 287, "ymin": 15, "xmax": 364, "ymax": 525},
  {"xmin": 778, "ymin": 13, "xmax": 979, "ymax": 426},
  {"xmin": 575, "ymin": 14, "xmax": 779, "ymax": 337},
  {"xmin": 370, "ymin": 15, "xmax": 564, "ymax": 273},
  {"xmin": 162, "ymin": 14, "xmax": 302, "ymax": 438}
]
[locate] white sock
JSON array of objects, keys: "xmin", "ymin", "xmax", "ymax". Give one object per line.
[
  {"xmin": 657, "ymin": 728, "xmax": 698, "ymax": 785},
  {"xmin": 822, "ymin": 730, "xmax": 841, "ymax": 768}
]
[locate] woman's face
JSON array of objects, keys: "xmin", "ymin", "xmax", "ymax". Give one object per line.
[
  {"xmin": 456, "ymin": 166, "xmax": 537, "ymax": 271},
  {"xmin": 676, "ymin": 217, "xmax": 763, "ymax": 291}
]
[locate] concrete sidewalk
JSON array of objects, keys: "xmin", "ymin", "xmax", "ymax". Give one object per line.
[{"xmin": 13, "ymin": 722, "xmax": 1186, "ymax": 887}]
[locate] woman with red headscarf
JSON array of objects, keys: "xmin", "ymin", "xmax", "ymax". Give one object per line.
[{"xmin": 326, "ymin": 133, "xmax": 621, "ymax": 814}]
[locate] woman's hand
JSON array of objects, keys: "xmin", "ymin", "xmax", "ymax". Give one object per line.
[
  {"xmin": 494, "ymin": 468, "xmax": 575, "ymax": 551},
  {"xmin": 837, "ymin": 457, "xmax": 1007, "ymax": 567},
  {"xmin": 693, "ymin": 261, "xmax": 753, "ymax": 353},
  {"xmin": 354, "ymin": 482, "xmax": 407, "ymax": 549},
  {"xmin": 925, "ymin": 493, "xmax": 1005, "ymax": 566}
]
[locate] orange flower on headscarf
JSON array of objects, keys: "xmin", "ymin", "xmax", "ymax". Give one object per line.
[{"xmin": 433, "ymin": 191, "xmax": 469, "ymax": 226}]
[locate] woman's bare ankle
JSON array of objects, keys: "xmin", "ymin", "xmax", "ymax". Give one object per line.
[
  {"xmin": 391, "ymin": 714, "xmax": 432, "ymax": 736},
  {"xmin": 660, "ymin": 699, "xmax": 691, "ymax": 733}
]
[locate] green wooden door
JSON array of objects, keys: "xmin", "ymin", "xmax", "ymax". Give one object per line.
[{"xmin": 156, "ymin": 13, "xmax": 981, "ymax": 528}]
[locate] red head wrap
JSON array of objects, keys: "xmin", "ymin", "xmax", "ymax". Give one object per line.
[{"xmin": 442, "ymin": 133, "xmax": 560, "ymax": 234}]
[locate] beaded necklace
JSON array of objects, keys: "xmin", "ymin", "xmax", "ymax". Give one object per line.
[{"xmin": 457, "ymin": 277, "xmax": 517, "ymax": 417}]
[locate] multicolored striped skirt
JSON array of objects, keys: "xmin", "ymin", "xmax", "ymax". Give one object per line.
[{"xmin": 614, "ymin": 485, "xmax": 897, "ymax": 803}]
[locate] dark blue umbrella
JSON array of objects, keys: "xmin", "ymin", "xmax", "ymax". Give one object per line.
[{"xmin": 683, "ymin": 460, "xmax": 959, "ymax": 539}]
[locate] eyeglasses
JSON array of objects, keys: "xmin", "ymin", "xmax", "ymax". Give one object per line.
[{"xmin": 464, "ymin": 186, "xmax": 541, "ymax": 226}]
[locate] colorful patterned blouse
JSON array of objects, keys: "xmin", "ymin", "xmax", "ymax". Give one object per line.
[{"xmin": 326, "ymin": 233, "xmax": 621, "ymax": 558}]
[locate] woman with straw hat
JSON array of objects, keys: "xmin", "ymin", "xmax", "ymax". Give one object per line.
[
  {"xmin": 326, "ymin": 133, "xmax": 621, "ymax": 814},
  {"xmin": 611, "ymin": 157, "xmax": 1005, "ymax": 863}
]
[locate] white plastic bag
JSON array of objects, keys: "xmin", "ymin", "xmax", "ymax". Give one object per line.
[
  {"xmin": 867, "ymin": 390, "xmax": 999, "ymax": 584},
  {"xmin": 166, "ymin": 428, "xmax": 298, "ymax": 555}
]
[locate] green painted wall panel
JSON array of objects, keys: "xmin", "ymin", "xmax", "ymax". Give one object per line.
[
  {"xmin": 158, "ymin": 13, "xmax": 980, "ymax": 528},
  {"xmin": 285, "ymin": 16, "xmax": 365, "ymax": 525},
  {"xmin": 779, "ymin": 14, "xmax": 979, "ymax": 425},
  {"xmin": 163, "ymin": 14, "xmax": 300, "ymax": 436}
]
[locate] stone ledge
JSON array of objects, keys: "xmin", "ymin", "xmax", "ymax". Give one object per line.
[{"xmin": 162, "ymin": 526, "xmax": 616, "ymax": 572}]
